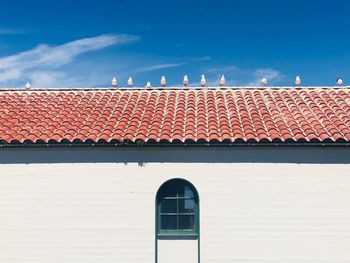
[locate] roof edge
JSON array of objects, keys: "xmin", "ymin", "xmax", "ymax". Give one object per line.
[
  {"xmin": 1, "ymin": 141, "xmax": 350, "ymax": 148},
  {"xmin": 0, "ymin": 86, "xmax": 350, "ymax": 92}
]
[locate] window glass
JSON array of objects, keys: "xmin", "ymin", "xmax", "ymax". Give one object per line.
[
  {"xmin": 179, "ymin": 199, "xmax": 195, "ymax": 213},
  {"xmin": 161, "ymin": 199, "xmax": 177, "ymax": 213},
  {"xmin": 156, "ymin": 179, "xmax": 199, "ymax": 237},
  {"xmin": 161, "ymin": 215, "xmax": 177, "ymax": 230},
  {"xmin": 184, "ymin": 185, "xmax": 194, "ymax": 198},
  {"xmin": 178, "ymin": 215, "xmax": 195, "ymax": 230}
]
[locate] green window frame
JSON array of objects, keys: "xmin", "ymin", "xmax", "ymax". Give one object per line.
[{"xmin": 156, "ymin": 178, "xmax": 199, "ymax": 239}]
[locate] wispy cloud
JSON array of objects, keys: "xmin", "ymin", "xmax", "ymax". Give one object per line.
[
  {"xmin": 0, "ymin": 34, "xmax": 139, "ymax": 87},
  {"xmin": 194, "ymin": 56, "xmax": 211, "ymax": 61},
  {"xmin": 0, "ymin": 28, "xmax": 24, "ymax": 35},
  {"xmin": 207, "ymin": 65, "xmax": 239, "ymax": 74},
  {"xmin": 137, "ymin": 62, "xmax": 185, "ymax": 72},
  {"xmin": 0, "ymin": 35, "xmax": 283, "ymax": 88},
  {"xmin": 198, "ymin": 65, "xmax": 282, "ymax": 87},
  {"xmin": 246, "ymin": 68, "xmax": 282, "ymax": 86}
]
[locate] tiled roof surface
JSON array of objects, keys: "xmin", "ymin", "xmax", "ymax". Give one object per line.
[{"xmin": 1, "ymin": 87, "xmax": 350, "ymax": 145}]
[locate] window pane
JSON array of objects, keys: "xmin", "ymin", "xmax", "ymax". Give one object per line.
[
  {"xmin": 161, "ymin": 199, "xmax": 177, "ymax": 213},
  {"xmin": 161, "ymin": 186, "xmax": 178, "ymax": 197},
  {"xmin": 161, "ymin": 215, "xmax": 177, "ymax": 230},
  {"xmin": 178, "ymin": 215, "xmax": 194, "ymax": 230},
  {"xmin": 184, "ymin": 185, "xmax": 194, "ymax": 198},
  {"xmin": 179, "ymin": 198, "xmax": 195, "ymax": 213}
]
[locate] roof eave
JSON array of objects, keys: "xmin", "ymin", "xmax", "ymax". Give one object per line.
[{"xmin": 1, "ymin": 141, "xmax": 350, "ymax": 148}]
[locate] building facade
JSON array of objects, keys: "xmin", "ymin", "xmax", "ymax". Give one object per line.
[{"xmin": 1, "ymin": 87, "xmax": 350, "ymax": 262}]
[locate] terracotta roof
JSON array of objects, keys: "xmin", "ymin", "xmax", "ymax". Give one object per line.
[{"xmin": 1, "ymin": 87, "xmax": 350, "ymax": 145}]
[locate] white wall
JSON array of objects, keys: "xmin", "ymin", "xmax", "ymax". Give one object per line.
[
  {"xmin": 0, "ymin": 147, "xmax": 350, "ymax": 262},
  {"xmin": 158, "ymin": 240, "xmax": 197, "ymax": 263}
]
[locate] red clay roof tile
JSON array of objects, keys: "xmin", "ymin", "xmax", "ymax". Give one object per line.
[{"xmin": 0, "ymin": 87, "xmax": 350, "ymax": 144}]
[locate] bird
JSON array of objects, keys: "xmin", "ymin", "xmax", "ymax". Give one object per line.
[
  {"xmin": 160, "ymin": 76, "xmax": 166, "ymax": 87},
  {"xmin": 145, "ymin": 81, "xmax": 152, "ymax": 89},
  {"xmin": 127, "ymin": 76, "xmax": 133, "ymax": 87},
  {"xmin": 261, "ymin": 78, "xmax": 268, "ymax": 86},
  {"xmin": 25, "ymin": 82, "xmax": 31, "ymax": 89},
  {"xmin": 112, "ymin": 77, "xmax": 117, "ymax": 88},
  {"xmin": 295, "ymin": 76, "xmax": 301, "ymax": 86},
  {"xmin": 219, "ymin": 75, "xmax": 225, "ymax": 86},
  {"xmin": 336, "ymin": 78, "xmax": 343, "ymax": 86},
  {"xmin": 183, "ymin": 75, "xmax": 189, "ymax": 87},
  {"xmin": 201, "ymin": 74, "xmax": 206, "ymax": 87}
]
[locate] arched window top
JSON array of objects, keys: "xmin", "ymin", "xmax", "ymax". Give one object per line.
[{"xmin": 156, "ymin": 178, "xmax": 199, "ymax": 238}]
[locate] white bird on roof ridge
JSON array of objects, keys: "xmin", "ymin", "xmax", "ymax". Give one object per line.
[
  {"xmin": 145, "ymin": 81, "xmax": 152, "ymax": 89},
  {"xmin": 25, "ymin": 82, "xmax": 31, "ymax": 89},
  {"xmin": 160, "ymin": 76, "xmax": 166, "ymax": 87},
  {"xmin": 128, "ymin": 76, "xmax": 133, "ymax": 87},
  {"xmin": 261, "ymin": 78, "xmax": 268, "ymax": 86},
  {"xmin": 336, "ymin": 78, "xmax": 343, "ymax": 86},
  {"xmin": 219, "ymin": 75, "xmax": 225, "ymax": 86},
  {"xmin": 183, "ymin": 75, "xmax": 189, "ymax": 86},
  {"xmin": 112, "ymin": 77, "xmax": 117, "ymax": 88},
  {"xmin": 295, "ymin": 76, "xmax": 301, "ymax": 86},
  {"xmin": 201, "ymin": 74, "xmax": 206, "ymax": 87}
]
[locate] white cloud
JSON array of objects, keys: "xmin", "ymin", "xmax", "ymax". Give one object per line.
[
  {"xmin": 0, "ymin": 69, "xmax": 21, "ymax": 82},
  {"xmin": 0, "ymin": 35, "xmax": 283, "ymax": 88},
  {"xmin": 246, "ymin": 68, "xmax": 282, "ymax": 86},
  {"xmin": 194, "ymin": 56, "xmax": 211, "ymax": 61},
  {"xmin": 0, "ymin": 28, "xmax": 23, "ymax": 35},
  {"xmin": 137, "ymin": 63, "xmax": 185, "ymax": 72},
  {"xmin": 196, "ymin": 65, "xmax": 282, "ymax": 87},
  {"xmin": 207, "ymin": 65, "xmax": 239, "ymax": 73},
  {"xmin": 0, "ymin": 34, "xmax": 139, "ymax": 87},
  {"xmin": 29, "ymin": 71, "xmax": 66, "ymax": 87}
]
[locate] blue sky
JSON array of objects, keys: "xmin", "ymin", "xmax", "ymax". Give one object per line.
[{"xmin": 0, "ymin": 0, "xmax": 350, "ymax": 88}]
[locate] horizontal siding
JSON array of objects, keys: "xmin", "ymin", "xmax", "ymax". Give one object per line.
[
  {"xmin": 158, "ymin": 240, "xmax": 197, "ymax": 263},
  {"xmin": 198, "ymin": 165, "xmax": 350, "ymax": 262},
  {"xmin": 0, "ymin": 162, "xmax": 350, "ymax": 262}
]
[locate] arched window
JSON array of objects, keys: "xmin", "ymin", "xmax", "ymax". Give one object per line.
[{"xmin": 156, "ymin": 178, "xmax": 199, "ymax": 238}]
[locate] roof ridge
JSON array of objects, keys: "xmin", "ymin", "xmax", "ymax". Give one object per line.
[{"xmin": 1, "ymin": 86, "xmax": 350, "ymax": 93}]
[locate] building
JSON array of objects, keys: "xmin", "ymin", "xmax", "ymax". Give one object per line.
[{"xmin": 0, "ymin": 86, "xmax": 350, "ymax": 263}]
